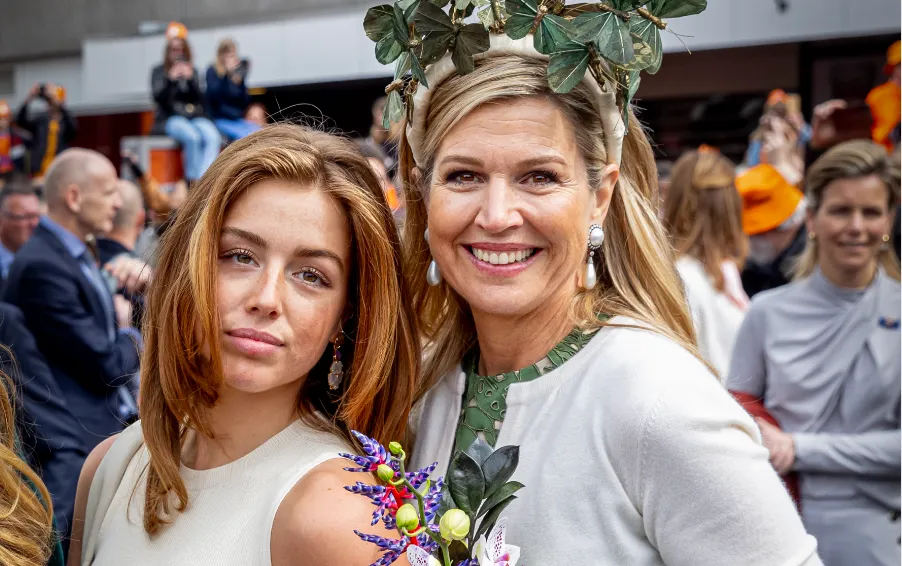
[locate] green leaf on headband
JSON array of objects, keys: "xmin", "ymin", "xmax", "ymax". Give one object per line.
[
  {"xmin": 395, "ymin": 51, "xmax": 412, "ymax": 78},
  {"xmin": 570, "ymin": 11, "xmax": 611, "ymax": 42},
  {"xmin": 429, "ymin": 0, "xmax": 452, "ymax": 6},
  {"xmin": 613, "ymin": 0, "xmax": 646, "ymax": 9},
  {"xmin": 420, "ymin": 30, "xmax": 455, "ymax": 65},
  {"xmin": 376, "ymin": 33, "xmax": 405, "ymax": 64},
  {"xmin": 456, "ymin": 0, "xmax": 474, "ymax": 8},
  {"xmin": 453, "ymin": 23, "xmax": 491, "ymax": 74},
  {"xmin": 383, "ymin": 89, "xmax": 405, "ymax": 128},
  {"xmin": 410, "ymin": 53, "xmax": 429, "ymax": 86},
  {"xmin": 615, "ymin": 66, "xmax": 641, "ymax": 134},
  {"xmin": 593, "ymin": 11, "xmax": 634, "ymax": 66},
  {"xmin": 392, "ymin": 3, "xmax": 412, "ymax": 46},
  {"xmin": 534, "ymin": 15, "xmax": 573, "ymax": 55},
  {"xmin": 505, "ymin": 0, "xmax": 538, "ymax": 40},
  {"xmin": 648, "ymin": 0, "xmax": 707, "ymax": 18},
  {"xmin": 629, "ymin": 16, "xmax": 662, "ymax": 74},
  {"xmin": 622, "ymin": 30, "xmax": 655, "ymax": 72},
  {"xmin": 547, "ymin": 40, "xmax": 591, "ymax": 93},
  {"xmin": 364, "ymin": 5, "xmax": 395, "ymax": 42},
  {"xmin": 475, "ymin": 0, "xmax": 505, "ymax": 28},
  {"xmin": 416, "ymin": 0, "xmax": 455, "ymax": 32}
]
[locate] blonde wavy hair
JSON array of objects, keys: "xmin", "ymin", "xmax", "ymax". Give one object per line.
[
  {"xmin": 794, "ymin": 139, "xmax": 900, "ymax": 281},
  {"xmin": 399, "ymin": 55, "xmax": 700, "ymax": 389},
  {"xmin": 0, "ymin": 364, "xmax": 54, "ymax": 566},
  {"xmin": 663, "ymin": 149, "xmax": 748, "ymax": 291},
  {"xmin": 139, "ymin": 125, "xmax": 420, "ymax": 535}
]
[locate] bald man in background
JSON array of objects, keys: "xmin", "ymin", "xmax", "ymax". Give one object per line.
[{"xmin": 4, "ymin": 149, "xmax": 141, "ymax": 471}]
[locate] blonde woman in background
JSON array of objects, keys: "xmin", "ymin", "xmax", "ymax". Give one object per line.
[
  {"xmin": 663, "ymin": 148, "xmax": 749, "ymax": 376},
  {"xmin": 728, "ymin": 140, "xmax": 900, "ymax": 566},
  {"xmin": 401, "ymin": 33, "xmax": 821, "ymax": 566},
  {"xmin": 0, "ymin": 367, "xmax": 60, "ymax": 565}
]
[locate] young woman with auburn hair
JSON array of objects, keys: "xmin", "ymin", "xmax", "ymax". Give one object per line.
[
  {"xmin": 67, "ymin": 125, "xmax": 420, "ymax": 565},
  {"xmin": 663, "ymin": 148, "xmax": 750, "ymax": 375},
  {"xmin": 0, "ymin": 367, "xmax": 58, "ymax": 566}
]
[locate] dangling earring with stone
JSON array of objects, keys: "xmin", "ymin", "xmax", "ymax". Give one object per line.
[
  {"xmin": 327, "ymin": 331, "xmax": 345, "ymax": 391},
  {"xmin": 584, "ymin": 224, "xmax": 604, "ymax": 290},
  {"xmin": 425, "ymin": 228, "xmax": 442, "ymax": 286}
]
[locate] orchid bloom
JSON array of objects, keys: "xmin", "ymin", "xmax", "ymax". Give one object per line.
[
  {"xmin": 472, "ymin": 518, "xmax": 520, "ymax": 566},
  {"xmin": 406, "ymin": 545, "xmax": 442, "ymax": 566}
]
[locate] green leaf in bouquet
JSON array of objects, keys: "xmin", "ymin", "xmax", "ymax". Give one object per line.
[
  {"xmin": 436, "ymin": 483, "xmax": 457, "ymax": 517},
  {"xmin": 534, "ymin": 14, "xmax": 573, "ymax": 55},
  {"xmin": 382, "ymin": 89, "xmax": 405, "ymax": 128},
  {"xmin": 410, "ymin": 53, "xmax": 429, "ymax": 86},
  {"xmin": 481, "ymin": 444, "xmax": 519, "ymax": 498},
  {"xmin": 392, "ymin": 3, "xmax": 412, "ymax": 46},
  {"xmin": 647, "ymin": 0, "xmax": 707, "ymax": 18},
  {"xmin": 448, "ymin": 450, "xmax": 485, "ymax": 516},
  {"xmin": 452, "ymin": 23, "xmax": 491, "ymax": 75},
  {"xmin": 376, "ymin": 34, "xmax": 405, "ymax": 64},
  {"xmin": 505, "ymin": 0, "xmax": 538, "ymax": 40},
  {"xmin": 629, "ymin": 16, "xmax": 662, "ymax": 73},
  {"xmin": 448, "ymin": 540, "xmax": 470, "ymax": 561},
  {"xmin": 593, "ymin": 11, "xmax": 634, "ymax": 66},
  {"xmin": 547, "ymin": 41, "xmax": 591, "ymax": 93},
  {"xmin": 394, "ymin": 51, "xmax": 412, "ymax": 78},
  {"xmin": 464, "ymin": 436, "xmax": 495, "ymax": 467},
  {"xmin": 364, "ymin": 5, "xmax": 395, "ymax": 42},
  {"xmin": 474, "ymin": 494, "xmax": 517, "ymax": 540},
  {"xmin": 477, "ymin": 480, "xmax": 524, "ymax": 518}
]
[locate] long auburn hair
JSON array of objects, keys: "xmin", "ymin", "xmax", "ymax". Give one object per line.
[
  {"xmin": 663, "ymin": 149, "xmax": 748, "ymax": 291},
  {"xmin": 795, "ymin": 139, "xmax": 901, "ymax": 281},
  {"xmin": 0, "ymin": 361, "xmax": 54, "ymax": 566},
  {"xmin": 163, "ymin": 39, "xmax": 193, "ymax": 74},
  {"xmin": 399, "ymin": 55, "xmax": 701, "ymax": 392},
  {"xmin": 139, "ymin": 124, "xmax": 420, "ymax": 534}
]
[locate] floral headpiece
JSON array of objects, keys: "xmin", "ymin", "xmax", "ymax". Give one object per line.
[{"xmin": 364, "ymin": 0, "xmax": 707, "ymax": 167}]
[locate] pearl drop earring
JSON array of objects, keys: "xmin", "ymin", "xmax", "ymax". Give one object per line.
[
  {"xmin": 584, "ymin": 224, "xmax": 604, "ymax": 290},
  {"xmin": 425, "ymin": 228, "xmax": 441, "ymax": 286}
]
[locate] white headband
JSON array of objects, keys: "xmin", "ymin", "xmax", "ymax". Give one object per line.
[{"xmin": 404, "ymin": 34, "xmax": 625, "ymax": 171}]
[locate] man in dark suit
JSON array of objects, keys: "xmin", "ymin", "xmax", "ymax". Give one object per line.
[
  {"xmin": 0, "ymin": 301, "xmax": 87, "ymax": 544},
  {"xmin": 4, "ymin": 148, "xmax": 141, "ymax": 456}
]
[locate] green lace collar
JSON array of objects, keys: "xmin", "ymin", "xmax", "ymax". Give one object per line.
[{"xmin": 453, "ymin": 321, "xmax": 604, "ymax": 453}]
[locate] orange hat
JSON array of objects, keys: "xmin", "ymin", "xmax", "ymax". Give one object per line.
[
  {"xmin": 166, "ymin": 21, "xmax": 188, "ymax": 41},
  {"xmin": 766, "ymin": 89, "xmax": 788, "ymax": 107},
  {"xmin": 735, "ymin": 164, "xmax": 803, "ymax": 236},
  {"xmin": 0, "ymin": 100, "xmax": 9, "ymax": 119},
  {"xmin": 885, "ymin": 40, "xmax": 901, "ymax": 75},
  {"xmin": 52, "ymin": 85, "xmax": 66, "ymax": 103},
  {"xmin": 698, "ymin": 144, "xmax": 719, "ymax": 154}
]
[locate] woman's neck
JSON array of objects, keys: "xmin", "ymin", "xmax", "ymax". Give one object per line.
[
  {"xmin": 472, "ymin": 296, "xmax": 574, "ymax": 376},
  {"xmin": 819, "ymin": 259, "xmax": 878, "ymax": 290},
  {"xmin": 183, "ymin": 380, "xmax": 302, "ymax": 471}
]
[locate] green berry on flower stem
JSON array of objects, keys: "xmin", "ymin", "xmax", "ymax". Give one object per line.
[
  {"xmin": 439, "ymin": 508, "xmax": 470, "ymax": 541},
  {"xmin": 388, "ymin": 441, "xmax": 403, "ymax": 455},
  {"xmin": 376, "ymin": 464, "xmax": 395, "ymax": 483},
  {"xmin": 396, "ymin": 504, "xmax": 420, "ymax": 531}
]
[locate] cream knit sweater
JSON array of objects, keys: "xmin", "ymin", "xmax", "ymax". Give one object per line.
[{"xmin": 411, "ymin": 318, "xmax": 822, "ymax": 566}]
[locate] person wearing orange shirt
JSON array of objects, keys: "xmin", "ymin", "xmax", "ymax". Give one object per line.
[
  {"xmin": 866, "ymin": 40, "xmax": 901, "ymax": 152},
  {"xmin": 0, "ymin": 100, "xmax": 26, "ymax": 177}
]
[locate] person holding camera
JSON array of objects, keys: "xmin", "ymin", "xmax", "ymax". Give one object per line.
[
  {"xmin": 150, "ymin": 22, "xmax": 220, "ymax": 182},
  {"xmin": 15, "ymin": 83, "xmax": 77, "ymax": 178},
  {"xmin": 206, "ymin": 38, "xmax": 259, "ymax": 142}
]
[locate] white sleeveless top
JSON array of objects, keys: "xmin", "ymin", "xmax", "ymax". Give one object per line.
[{"xmin": 83, "ymin": 419, "xmax": 350, "ymax": 566}]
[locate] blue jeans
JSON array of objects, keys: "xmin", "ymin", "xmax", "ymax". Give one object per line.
[
  {"xmin": 165, "ymin": 116, "xmax": 221, "ymax": 181},
  {"xmin": 214, "ymin": 118, "xmax": 260, "ymax": 141}
]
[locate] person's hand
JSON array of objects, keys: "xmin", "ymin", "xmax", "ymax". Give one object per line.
[
  {"xmin": 105, "ymin": 256, "xmax": 152, "ymax": 295},
  {"xmin": 114, "ymin": 294, "xmax": 134, "ymax": 330},
  {"xmin": 756, "ymin": 418, "xmax": 796, "ymax": 475},
  {"xmin": 43, "ymin": 83, "xmax": 59, "ymax": 106},
  {"xmin": 810, "ymin": 99, "xmax": 847, "ymax": 149},
  {"xmin": 224, "ymin": 52, "xmax": 241, "ymax": 73},
  {"xmin": 178, "ymin": 63, "xmax": 194, "ymax": 79}
]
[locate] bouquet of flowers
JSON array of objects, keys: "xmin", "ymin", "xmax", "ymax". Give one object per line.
[{"xmin": 341, "ymin": 431, "xmax": 523, "ymax": 566}]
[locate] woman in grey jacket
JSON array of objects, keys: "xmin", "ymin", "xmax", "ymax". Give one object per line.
[{"xmin": 728, "ymin": 140, "xmax": 901, "ymax": 566}]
